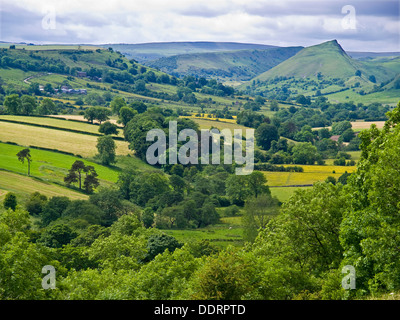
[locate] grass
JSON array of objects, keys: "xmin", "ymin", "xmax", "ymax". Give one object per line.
[
  {"xmin": 163, "ymin": 218, "xmax": 244, "ymax": 248},
  {"xmin": 263, "ymin": 164, "xmax": 356, "ymax": 187},
  {"xmin": 270, "ymin": 186, "xmax": 310, "ymax": 202},
  {"xmin": 0, "ymin": 142, "xmax": 120, "ymax": 183},
  {"xmin": 0, "ymin": 170, "xmax": 88, "ymax": 201},
  {"xmin": 0, "ymin": 121, "xmax": 131, "ymax": 158}
]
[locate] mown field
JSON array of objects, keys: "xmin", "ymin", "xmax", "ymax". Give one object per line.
[
  {"xmin": 263, "ymin": 164, "xmax": 356, "ymax": 187},
  {"xmin": 0, "ymin": 170, "xmax": 88, "ymax": 202},
  {"xmin": 0, "ymin": 115, "xmax": 123, "ymax": 136},
  {"xmin": 0, "ymin": 121, "xmax": 130, "ymax": 158}
]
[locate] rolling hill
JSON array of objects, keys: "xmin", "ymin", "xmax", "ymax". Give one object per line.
[
  {"xmin": 145, "ymin": 46, "xmax": 303, "ymax": 81},
  {"xmin": 250, "ymin": 40, "xmax": 364, "ymax": 81},
  {"xmin": 240, "ymin": 39, "xmax": 400, "ymax": 104},
  {"xmin": 103, "ymin": 41, "xmax": 278, "ymax": 63}
]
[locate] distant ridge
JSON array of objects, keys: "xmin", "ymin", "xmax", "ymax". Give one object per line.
[
  {"xmin": 146, "ymin": 46, "xmax": 303, "ymax": 81},
  {"xmin": 102, "ymin": 41, "xmax": 279, "ymax": 63}
]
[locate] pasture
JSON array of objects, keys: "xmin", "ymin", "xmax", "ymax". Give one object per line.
[
  {"xmin": 0, "ymin": 170, "xmax": 88, "ymax": 202},
  {"xmin": 263, "ymin": 164, "xmax": 356, "ymax": 187},
  {"xmin": 0, "ymin": 121, "xmax": 131, "ymax": 158}
]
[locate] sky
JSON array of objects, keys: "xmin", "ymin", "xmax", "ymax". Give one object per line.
[{"xmin": 0, "ymin": 0, "xmax": 399, "ymax": 52}]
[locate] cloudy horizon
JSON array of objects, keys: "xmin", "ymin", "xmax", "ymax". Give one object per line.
[{"xmin": 1, "ymin": 0, "xmax": 399, "ymax": 52}]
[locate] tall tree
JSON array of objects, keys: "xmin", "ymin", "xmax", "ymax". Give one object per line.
[
  {"xmin": 64, "ymin": 160, "xmax": 86, "ymax": 190},
  {"xmin": 64, "ymin": 160, "xmax": 99, "ymax": 194},
  {"xmin": 96, "ymin": 135, "xmax": 116, "ymax": 165},
  {"xmin": 255, "ymin": 123, "xmax": 279, "ymax": 150},
  {"xmin": 16, "ymin": 148, "xmax": 32, "ymax": 176}
]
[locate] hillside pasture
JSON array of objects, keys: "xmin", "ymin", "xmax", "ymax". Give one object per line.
[{"xmin": 0, "ymin": 170, "xmax": 88, "ymax": 201}]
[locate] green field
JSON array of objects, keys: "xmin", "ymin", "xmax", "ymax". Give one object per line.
[
  {"xmin": 270, "ymin": 186, "xmax": 310, "ymax": 202},
  {"xmin": 0, "ymin": 170, "xmax": 88, "ymax": 202},
  {"xmin": 0, "ymin": 142, "xmax": 119, "ymax": 183},
  {"xmin": 163, "ymin": 216, "xmax": 244, "ymax": 248}
]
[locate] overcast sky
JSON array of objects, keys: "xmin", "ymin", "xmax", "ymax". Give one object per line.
[{"xmin": 1, "ymin": 0, "xmax": 399, "ymax": 52}]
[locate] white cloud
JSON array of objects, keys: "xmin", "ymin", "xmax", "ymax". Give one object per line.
[{"xmin": 1, "ymin": 0, "xmax": 399, "ymax": 51}]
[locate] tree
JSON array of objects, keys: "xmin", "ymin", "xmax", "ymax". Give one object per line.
[
  {"xmin": 225, "ymin": 175, "xmax": 251, "ymax": 206},
  {"xmin": 84, "ymin": 107, "xmax": 97, "ymax": 124},
  {"xmin": 368, "ymin": 75, "xmax": 376, "ymax": 83},
  {"xmin": 64, "ymin": 161, "xmax": 99, "ymax": 193},
  {"xmin": 89, "ymin": 188, "xmax": 136, "ymax": 226},
  {"xmin": 99, "ymin": 121, "xmax": 119, "ymax": 135},
  {"xmin": 25, "ymin": 192, "xmax": 48, "ymax": 215},
  {"xmin": 129, "ymin": 101, "xmax": 147, "ymax": 114},
  {"xmin": 4, "ymin": 94, "xmax": 21, "ymax": 115},
  {"xmin": 96, "ymin": 135, "xmax": 116, "ymax": 165},
  {"xmin": 20, "ymin": 95, "xmax": 36, "ymax": 115},
  {"xmin": 37, "ymin": 224, "xmax": 78, "ymax": 248},
  {"xmin": 123, "ymin": 112, "xmax": 164, "ymax": 161},
  {"xmin": 40, "ymin": 196, "xmax": 71, "ymax": 226},
  {"xmin": 3, "ymin": 192, "xmax": 17, "ymax": 211},
  {"xmin": 144, "ymin": 233, "xmax": 183, "ymax": 262},
  {"xmin": 64, "ymin": 160, "xmax": 86, "ymax": 190},
  {"xmin": 255, "ymin": 123, "xmax": 279, "ymax": 150},
  {"xmin": 118, "ymin": 106, "xmax": 137, "ymax": 126},
  {"xmin": 242, "ymin": 194, "xmax": 280, "ymax": 242},
  {"xmin": 16, "ymin": 148, "xmax": 32, "ymax": 176},
  {"xmin": 110, "ymin": 96, "xmax": 126, "ymax": 115},
  {"xmin": 94, "ymin": 107, "xmax": 112, "ymax": 124},
  {"xmin": 292, "ymin": 142, "xmax": 319, "ymax": 165},
  {"xmin": 190, "ymin": 249, "xmax": 254, "ymax": 300},
  {"xmin": 135, "ymin": 80, "xmax": 146, "ymax": 92},
  {"xmin": 340, "ymin": 104, "xmax": 400, "ymax": 295},
  {"xmin": 340, "ymin": 128, "xmax": 355, "ymax": 142},
  {"xmin": 84, "ymin": 106, "xmax": 111, "ymax": 124},
  {"xmin": 331, "ymin": 121, "xmax": 352, "ymax": 135},
  {"xmin": 83, "ymin": 165, "xmax": 100, "ymax": 194},
  {"xmin": 296, "ymin": 94, "xmax": 311, "ymax": 105},
  {"xmin": 270, "ymin": 100, "xmax": 279, "ymax": 111},
  {"xmin": 247, "ymin": 171, "xmax": 270, "ymax": 198},
  {"xmin": 38, "ymin": 98, "xmax": 56, "ymax": 115}
]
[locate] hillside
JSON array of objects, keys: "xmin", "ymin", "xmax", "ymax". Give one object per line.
[
  {"xmin": 0, "ymin": 46, "xmax": 240, "ymax": 113},
  {"xmin": 146, "ymin": 46, "xmax": 303, "ymax": 81},
  {"xmin": 240, "ymin": 40, "xmax": 400, "ymax": 104},
  {"xmin": 251, "ymin": 40, "xmax": 363, "ymax": 80},
  {"xmin": 104, "ymin": 41, "xmax": 278, "ymax": 63}
]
